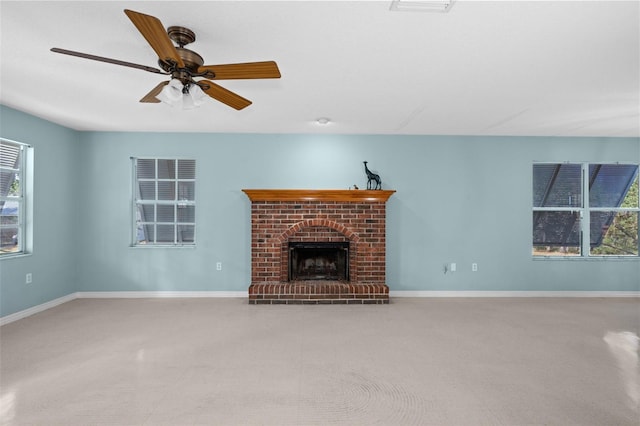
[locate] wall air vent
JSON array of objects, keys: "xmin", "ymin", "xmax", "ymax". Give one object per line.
[{"xmin": 390, "ymin": 0, "xmax": 456, "ymax": 13}]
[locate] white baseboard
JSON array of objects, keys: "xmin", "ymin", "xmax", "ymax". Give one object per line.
[
  {"xmin": 1, "ymin": 291, "xmax": 246, "ymax": 326},
  {"xmin": 0, "ymin": 293, "xmax": 77, "ymax": 326},
  {"xmin": 389, "ymin": 291, "xmax": 640, "ymax": 298},
  {"xmin": 3, "ymin": 290, "xmax": 637, "ymax": 326},
  {"xmin": 76, "ymin": 291, "xmax": 246, "ymax": 299}
]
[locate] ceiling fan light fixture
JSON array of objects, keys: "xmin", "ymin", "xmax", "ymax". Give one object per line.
[
  {"xmin": 156, "ymin": 78, "xmax": 184, "ymax": 105},
  {"xmin": 186, "ymin": 83, "xmax": 207, "ymax": 108},
  {"xmin": 156, "ymin": 79, "xmax": 207, "ymax": 109},
  {"xmin": 182, "ymin": 93, "xmax": 196, "ymax": 110}
]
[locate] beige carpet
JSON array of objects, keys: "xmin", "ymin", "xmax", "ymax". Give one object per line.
[{"xmin": 1, "ymin": 297, "xmax": 638, "ymax": 425}]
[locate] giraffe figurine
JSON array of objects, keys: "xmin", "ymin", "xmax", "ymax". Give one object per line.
[{"xmin": 363, "ymin": 161, "xmax": 382, "ymax": 190}]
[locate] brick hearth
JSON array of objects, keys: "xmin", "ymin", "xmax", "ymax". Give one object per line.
[{"xmin": 243, "ymin": 189, "xmax": 395, "ymax": 304}]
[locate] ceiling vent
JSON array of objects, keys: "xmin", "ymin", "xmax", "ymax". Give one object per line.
[{"xmin": 389, "ymin": 0, "xmax": 456, "ymax": 13}]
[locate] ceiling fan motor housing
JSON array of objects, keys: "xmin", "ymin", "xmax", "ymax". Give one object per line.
[
  {"xmin": 158, "ymin": 54, "xmax": 205, "ymax": 86},
  {"xmin": 158, "ymin": 47, "xmax": 203, "ymax": 70},
  {"xmin": 156, "ymin": 26, "xmax": 206, "ymax": 84}
]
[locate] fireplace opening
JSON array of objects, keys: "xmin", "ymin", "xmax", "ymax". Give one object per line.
[{"xmin": 289, "ymin": 242, "xmax": 349, "ymax": 281}]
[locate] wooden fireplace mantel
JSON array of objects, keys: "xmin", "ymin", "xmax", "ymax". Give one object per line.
[{"xmin": 242, "ymin": 189, "xmax": 395, "ymax": 202}]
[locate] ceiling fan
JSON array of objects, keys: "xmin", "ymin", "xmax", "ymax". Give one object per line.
[{"xmin": 51, "ymin": 9, "xmax": 281, "ymax": 110}]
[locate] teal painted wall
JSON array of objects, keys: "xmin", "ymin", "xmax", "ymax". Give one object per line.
[
  {"xmin": 76, "ymin": 131, "xmax": 640, "ymax": 294},
  {"xmin": 1, "ymin": 104, "xmax": 639, "ymax": 317},
  {"xmin": 0, "ymin": 106, "xmax": 80, "ymax": 316}
]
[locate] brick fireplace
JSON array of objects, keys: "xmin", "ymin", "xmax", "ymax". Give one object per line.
[{"xmin": 243, "ymin": 189, "xmax": 395, "ymax": 304}]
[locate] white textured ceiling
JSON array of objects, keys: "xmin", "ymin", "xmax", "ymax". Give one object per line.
[{"xmin": 1, "ymin": 0, "xmax": 638, "ymax": 136}]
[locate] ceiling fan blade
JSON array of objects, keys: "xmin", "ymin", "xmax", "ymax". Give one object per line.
[
  {"xmin": 139, "ymin": 81, "xmax": 169, "ymax": 103},
  {"xmin": 197, "ymin": 80, "xmax": 252, "ymax": 110},
  {"xmin": 124, "ymin": 9, "xmax": 185, "ymax": 68},
  {"xmin": 197, "ymin": 61, "xmax": 281, "ymax": 80},
  {"xmin": 50, "ymin": 48, "xmax": 166, "ymax": 74}
]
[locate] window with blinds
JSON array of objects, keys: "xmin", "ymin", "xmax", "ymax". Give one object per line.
[
  {"xmin": 533, "ymin": 163, "xmax": 639, "ymax": 257},
  {"xmin": 132, "ymin": 158, "xmax": 196, "ymax": 246},
  {"xmin": 1, "ymin": 139, "xmax": 29, "ymax": 256}
]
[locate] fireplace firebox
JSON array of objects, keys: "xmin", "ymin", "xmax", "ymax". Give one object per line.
[{"xmin": 289, "ymin": 242, "xmax": 349, "ymax": 281}]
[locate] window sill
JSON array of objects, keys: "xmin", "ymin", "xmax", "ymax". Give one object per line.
[
  {"xmin": 0, "ymin": 252, "xmax": 32, "ymax": 261},
  {"xmin": 130, "ymin": 245, "xmax": 196, "ymax": 249}
]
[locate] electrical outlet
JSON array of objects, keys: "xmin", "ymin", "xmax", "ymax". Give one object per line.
[
  {"xmin": 472, "ymin": 263, "xmax": 478, "ymax": 272},
  {"xmin": 216, "ymin": 262, "xmax": 222, "ymax": 271},
  {"xmin": 450, "ymin": 263, "xmax": 456, "ymax": 272},
  {"xmin": 26, "ymin": 273, "xmax": 32, "ymax": 284}
]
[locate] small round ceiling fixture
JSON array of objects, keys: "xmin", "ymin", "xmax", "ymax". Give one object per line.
[{"xmin": 316, "ymin": 117, "xmax": 331, "ymax": 125}]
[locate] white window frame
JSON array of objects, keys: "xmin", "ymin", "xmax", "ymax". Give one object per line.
[
  {"xmin": 131, "ymin": 157, "xmax": 196, "ymax": 247},
  {"xmin": 533, "ymin": 162, "xmax": 639, "ymax": 258},
  {"xmin": 0, "ymin": 138, "xmax": 33, "ymax": 258}
]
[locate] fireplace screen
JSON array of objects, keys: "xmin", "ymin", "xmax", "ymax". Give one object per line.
[{"xmin": 289, "ymin": 242, "xmax": 349, "ymax": 281}]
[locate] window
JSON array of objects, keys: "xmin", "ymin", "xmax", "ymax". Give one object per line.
[
  {"xmin": 132, "ymin": 158, "xmax": 196, "ymax": 246},
  {"xmin": 533, "ymin": 163, "xmax": 639, "ymax": 257},
  {"xmin": 0, "ymin": 139, "xmax": 31, "ymax": 257}
]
